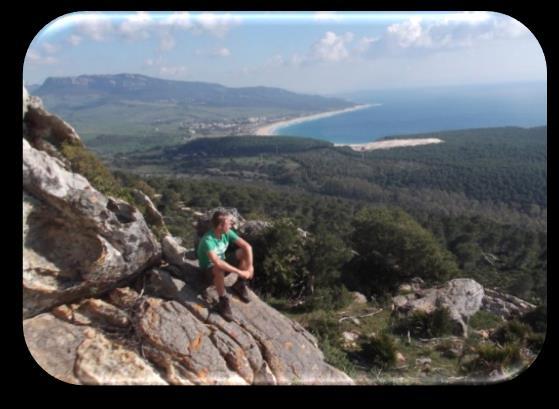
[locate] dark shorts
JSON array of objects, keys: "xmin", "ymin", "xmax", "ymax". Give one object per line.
[{"xmin": 201, "ymin": 249, "xmax": 240, "ymax": 283}]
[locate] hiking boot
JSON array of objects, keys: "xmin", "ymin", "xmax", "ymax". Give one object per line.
[
  {"xmin": 216, "ymin": 296, "xmax": 233, "ymax": 321},
  {"xmin": 232, "ymin": 278, "xmax": 251, "ymax": 303}
]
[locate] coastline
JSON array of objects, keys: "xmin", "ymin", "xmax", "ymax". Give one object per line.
[
  {"xmin": 253, "ymin": 104, "xmax": 374, "ymax": 136},
  {"xmin": 335, "ymin": 138, "xmax": 444, "ymax": 151}
]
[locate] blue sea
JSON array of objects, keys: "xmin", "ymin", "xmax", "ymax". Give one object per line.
[{"xmin": 276, "ymin": 82, "xmax": 547, "ymax": 144}]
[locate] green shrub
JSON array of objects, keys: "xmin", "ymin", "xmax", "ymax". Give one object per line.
[
  {"xmin": 320, "ymin": 340, "xmax": 357, "ymax": 376},
  {"xmin": 344, "ymin": 207, "xmax": 460, "ymax": 295},
  {"xmin": 250, "ymin": 219, "xmax": 310, "ymax": 298},
  {"xmin": 526, "ymin": 333, "xmax": 546, "ymax": 354},
  {"xmin": 491, "ymin": 320, "xmax": 532, "ymax": 345},
  {"xmin": 435, "ymin": 338, "xmax": 464, "ymax": 358},
  {"xmin": 60, "ymin": 142, "xmax": 122, "ymax": 197},
  {"xmin": 469, "ymin": 310, "xmax": 503, "ymax": 330},
  {"xmin": 59, "ymin": 143, "xmax": 168, "ymax": 240},
  {"xmin": 519, "ymin": 305, "xmax": 547, "ymax": 333},
  {"xmin": 304, "ymin": 286, "xmax": 353, "ymax": 312},
  {"xmin": 462, "ymin": 343, "xmax": 523, "ymax": 374},
  {"xmin": 392, "ymin": 308, "xmax": 457, "ymax": 338},
  {"xmin": 302, "ymin": 311, "xmax": 356, "ymax": 374},
  {"xmin": 359, "ymin": 333, "xmax": 397, "ymax": 369},
  {"xmin": 305, "ymin": 311, "xmax": 341, "ymax": 346}
]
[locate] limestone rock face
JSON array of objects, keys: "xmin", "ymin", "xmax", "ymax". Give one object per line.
[
  {"xmin": 23, "ymin": 85, "xmax": 29, "ymax": 118},
  {"xmin": 22, "ymin": 92, "xmax": 162, "ymax": 318},
  {"xmin": 23, "ymin": 313, "xmax": 87, "ymax": 384},
  {"xmin": 23, "ymin": 90, "xmax": 82, "ymax": 149},
  {"xmin": 22, "ymin": 89, "xmax": 353, "ymax": 385},
  {"xmin": 481, "ymin": 288, "xmax": 536, "ymax": 319},
  {"xmin": 350, "ymin": 291, "xmax": 368, "ymax": 305},
  {"xmin": 161, "ymin": 234, "xmax": 191, "ymax": 273},
  {"xmin": 23, "ymin": 141, "xmax": 161, "ymax": 317},
  {"xmin": 131, "ymin": 189, "xmax": 165, "ymax": 228},
  {"xmin": 392, "ymin": 278, "xmax": 485, "ymax": 337},
  {"xmin": 24, "ymin": 268, "xmax": 354, "ymax": 384}
]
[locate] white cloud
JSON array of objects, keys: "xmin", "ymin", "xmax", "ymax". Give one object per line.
[
  {"xmin": 42, "ymin": 42, "xmax": 59, "ymax": 54},
  {"xmin": 310, "ymin": 31, "xmax": 354, "ymax": 62},
  {"xmin": 26, "ymin": 50, "xmax": 41, "ymax": 62},
  {"xmin": 265, "ymin": 54, "xmax": 286, "ymax": 67},
  {"xmin": 159, "ymin": 32, "xmax": 176, "ymax": 51},
  {"xmin": 144, "ymin": 56, "xmax": 164, "ymax": 67},
  {"xmin": 387, "ymin": 17, "xmax": 431, "ymax": 48},
  {"xmin": 214, "ymin": 47, "xmax": 231, "ymax": 57},
  {"xmin": 314, "ymin": 12, "xmax": 342, "ymax": 22},
  {"xmin": 195, "ymin": 13, "xmax": 242, "ymax": 37},
  {"xmin": 162, "ymin": 12, "xmax": 192, "ymax": 29},
  {"xmin": 195, "ymin": 47, "xmax": 232, "ymax": 58},
  {"xmin": 159, "ymin": 65, "xmax": 187, "ymax": 77},
  {"xmin": 440, "ymin": 11, "xmax": 492, "ymax": 25},
  {"xmin": 26, "ymin": 50, "xmax": 58, "ymax": 65},
  {"xmin": 118, "ymin": 11, "xmax": 152, "ymax": 40},
  {"xmin": 45, "ymin": 11, "xmax": 242, "ymax": 53},
  {"xmin": 73, "ymin": 12, "xmax": 114, "ymax": 41},
  {"xmin": 67, "ymin": 34, "xmax": 82, "ymax": 46},
  {"xmin": 493, "ymin": 16, "xmax": 531, "ymax": 38},
  {"xmin": 291, "ymin": 53, "xmax": 305, "ymax": 67},
  {"xmin": 354, "ymin": 36, "xmax": 379, "ymax": 53},
  {"xmin": 384, "ymin": 12, "xmax": 532, "ymax": 52}
]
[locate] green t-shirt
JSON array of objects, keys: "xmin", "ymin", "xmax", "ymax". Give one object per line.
[{"xmin": 197, "ymin": 229, "xmax": 240, "ymax": 270}]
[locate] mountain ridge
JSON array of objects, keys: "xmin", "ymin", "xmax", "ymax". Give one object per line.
[{"xmin": 35, "ymin": 73, "xmax": 355, "ymax": 110}]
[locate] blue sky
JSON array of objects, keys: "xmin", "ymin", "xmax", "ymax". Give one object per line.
[{"xmin": 23, "ymin": 11, "xmax": 546, "ymax": 95}]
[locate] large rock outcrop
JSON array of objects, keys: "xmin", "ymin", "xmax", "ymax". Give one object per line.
[
  {"xmin": 22, "ymin": 87, "xmax": 353, "ymax": 385},
  {"xmin": 392, "ymin": 278, "xmax": 485, "ymax": 337},
  {"xmin": 23, "ymin": 95, "xmax": 162, "ymax": 318},
  {"xmin": 481, "ymin": 288, "xmax": 536, "ymax": 319},
  {"xmin": 24, "ymin": 258, "xmax": 353, "ymax": 385}
]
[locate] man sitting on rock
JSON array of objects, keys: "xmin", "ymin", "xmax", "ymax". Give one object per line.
[{"xmin": 197, "ymin": 210, "xmax": 254, "ymax": 321}]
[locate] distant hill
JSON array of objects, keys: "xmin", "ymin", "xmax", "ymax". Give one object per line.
[
  {"xmin": 32, "ymin": 74, "xmax": 356, "ymax": 149},
  {"xmin": 25, "ymin": 84, "xmax": 42, "ymax": 93},
  {"xmin": 35, "ymin": 73, "xmax": 354, "ymax": 111}
]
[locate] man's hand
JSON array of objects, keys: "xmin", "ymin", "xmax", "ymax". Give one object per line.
[{"xmin": 239, "ymin": 267, "xmax": 254, "ymax": 280}]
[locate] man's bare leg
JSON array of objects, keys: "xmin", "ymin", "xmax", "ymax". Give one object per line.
[
  {"xmin": 211, "ymin": 266, "xmax": 226, "ymax": 297},
  {"xmin": 236, "ymin": 248, "xmax": 254, "ymax": 280}
]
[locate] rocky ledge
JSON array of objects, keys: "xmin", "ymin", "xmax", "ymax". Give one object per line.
[{"xmin": 22, "ymin": 87, "xmax": 353, "ymax": 385}]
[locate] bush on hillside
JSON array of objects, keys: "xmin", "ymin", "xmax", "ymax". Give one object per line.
[
  {"xmin": 359, "ymin": 333, "xmax": 397, "ymax": 369},
  {"xmin": 391, "ymin": 308, "xmax": 457, "ymax": 338},
  {"xmin": 343, "ymin": 207, "xmax": 460, "ymax": 296},
  {"xmin": 250, "ymin": 219, "xmax": 310, "ymax": 298},
  {"xmin": 303, "ymin": 286, "xmax": 353, "ymax": 312},
  {"xmin": 490, "ymin": 320, "xmax": 533, "ymax": 345},
  {"xmin": 302, "ymin": 310, "xmax": 356, "ymax": 375},
  {"xmin": 469, "ymin": 310, "xmax": 503, "ymax": 330},
  {"xmin": 519, "ymin": 305, "xmax": 547, "ymax": 333},
  {"xmin": 60, "ymin": 142, "xmax": 123, "ymax": 196},
  {"xmin": 461, "ymin": 343, "xmax": 523, "ymax": 375}
]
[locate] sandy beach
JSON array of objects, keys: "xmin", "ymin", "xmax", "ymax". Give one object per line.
[
  {"xmin": 253, "ymin": 104, "xmax": 374, "ymax": 136},
  {"xmin": 335, "ymin": 138, "xmax": 444, "ymax": 151}
]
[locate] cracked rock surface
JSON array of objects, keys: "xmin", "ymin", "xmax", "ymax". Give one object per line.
[
  {"xmin": 22, "ymin": 87, "xmax": 353, "ymax": 385},
  {"xmin": 24, "ymin": 268, "xmax": 353, "ymax": 385}
]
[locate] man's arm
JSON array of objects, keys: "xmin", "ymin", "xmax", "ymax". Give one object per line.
[
  {"xmin": 207, "ymin": 250, "xmax": 251, "ymax": 279},
  {"xmin": 234, "ymin": 236, "xmax": 252, "ymax": 251},
  {"xmin": 234, "ymin": 237, "xmax": 253, "ymax": 274}
]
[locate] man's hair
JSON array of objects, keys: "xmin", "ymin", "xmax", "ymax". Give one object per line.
[{"xmin": 211, "ymin": 210, "xmax": 232, "ymax": 228}]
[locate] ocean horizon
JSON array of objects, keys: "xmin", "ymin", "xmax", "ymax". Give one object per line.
[{"xmin": 274, "ymin": 81, "xmax": 547, "ymax": 144}]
